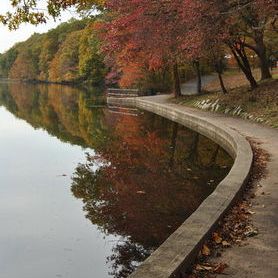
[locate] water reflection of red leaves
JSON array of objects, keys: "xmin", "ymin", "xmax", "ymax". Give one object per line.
[{"xmin": 72, "ymin": 112, "xmax": 232, "ymax": 249}]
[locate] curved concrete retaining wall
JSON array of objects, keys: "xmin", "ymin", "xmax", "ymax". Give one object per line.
[{"xmin": 107, "ymin": 96, "xmax": 253, "ymax": 278}]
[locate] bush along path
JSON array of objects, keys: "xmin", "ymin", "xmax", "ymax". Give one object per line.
[{"xmin": 143, "ymin": 95, "xmax": 278, "ymax": 278}]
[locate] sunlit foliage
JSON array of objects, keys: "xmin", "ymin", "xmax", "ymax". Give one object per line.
[{"xmin": 0, "ymin": 0, "xmax": 105, "ymax": 29}]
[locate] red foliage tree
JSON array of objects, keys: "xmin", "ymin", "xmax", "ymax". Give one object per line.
[
  {"xmin": 103, "ymin": 0, "xmax": 276, "ymax": 92},
  {"xmin": 102, "ymin": 0, "xmax": 187, "ymax": 97}
]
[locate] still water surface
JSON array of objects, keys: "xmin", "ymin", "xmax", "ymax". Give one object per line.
[{"xmin": 0, "ymin": 82, "xmax": 233, "ymax": 278}]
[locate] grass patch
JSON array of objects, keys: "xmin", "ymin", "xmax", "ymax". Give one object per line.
[{"xmin": 273, "ymin": 73, "xmax": 278, "ymax": 79}]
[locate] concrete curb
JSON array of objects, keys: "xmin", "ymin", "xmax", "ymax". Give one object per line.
[{"xmin": 107, "ymin": 96, "xmax": 253, "ymax": 278}]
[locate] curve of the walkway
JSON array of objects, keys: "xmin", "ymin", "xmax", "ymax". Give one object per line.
[{"xmin": 107, "ymin": 94, "xmax": 258, "ymax": 278}]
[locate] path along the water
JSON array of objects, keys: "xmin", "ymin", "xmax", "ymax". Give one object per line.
[
  {"xmin": 181, "ymin": 74, "xmax": 217, "ymax": 95},
  {"xmin": 142, "ymin": 95, "xmax": 278, "ymax": 278}
]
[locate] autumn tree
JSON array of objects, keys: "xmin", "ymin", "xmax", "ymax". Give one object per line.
[
  {"xmin": 227, "ymin": 0, "xmax": 277, "ymax": 80},
  {"xmin": 9, "ymin": 50, "xmax": 38, "ymax": 80},
  {"xmin": 39, "ymin": 19, "xmax": 88, "ymax": 80},
  {"xmin": 171, "ymin": 0, "xmax": 228, "ymax": 94},
  {"xmin": 206, "ymin": 0, "xmax": 277, "ymax": 86},
  {"xmin": 103, "ymin": 0, "xmax": 187, "ymax": 97},
  {"xmin": 79, "ymin": 22, "xmax": 107, "ymax": 85},
  {"xmin": 179, "ymin": 0, "xmax": 257, "ymax": 90},
  {"xmin": 9, "ymin": 33, "xmax": 42, "ymax": 80},
  {"xmin": 49, "ymin": 30, "xmax": 82, "ymax": 82}
]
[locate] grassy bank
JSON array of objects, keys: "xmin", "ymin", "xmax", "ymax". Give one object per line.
[{"xmin": 175, "ymin": 69, "xmax": 278, "ymax": 128}]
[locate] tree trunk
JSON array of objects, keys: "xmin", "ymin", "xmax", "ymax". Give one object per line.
[
  {"xmin": 172, "ymin": 63, "xmax": 181, "ymax": 98},
  {"xmin": 229, "ymin": 43, "xmax": 258, "ymax": 90},
  {"xmin": 255, "ymin": 33, "xmax": 272, "ymax": 80},
  {"xmin": 214, "ymin": 59, "xmax": 228, "ymax": 94},
  {"xmin": 217, "ymin": 72, "xmax": 228, "ymax": 94},
  {"xmin": 194, "ymin": 60, "xmax": 202, "ymax": 94}
]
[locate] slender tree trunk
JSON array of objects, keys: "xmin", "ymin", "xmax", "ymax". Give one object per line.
[
  {"xmin": 217, "ymin": 72, "xmax": 228, "ymax": 94},
  {"xmin": 229, "ymin": 43, "xmax": 258, "ymax": 90},
  {"xmin": 214, "ymin": 59, "xmax": 228, "ymax": 94},
  {"xmin": 173, "ymin": 63, "xmax": 181, "ymax": 98},
  {"xmin": 255, "ymin": 33, "xmax": 272, "ymax": 80},
  {"xmin": 194, "ymin": 60, "xmax": 202, "ymax": 94}
]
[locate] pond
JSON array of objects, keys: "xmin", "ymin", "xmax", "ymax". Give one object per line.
[{"xmin": 0, "ymin": 81, "xmax": 233, "ymax": 278}]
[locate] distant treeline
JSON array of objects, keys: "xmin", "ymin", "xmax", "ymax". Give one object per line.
[{"xmin": 0, "ymin": 18, "xmax": 107, "ymax": 85}]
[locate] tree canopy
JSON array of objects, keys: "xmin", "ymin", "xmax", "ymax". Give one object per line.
[{"xmin": 1, "ymin": 0, "xmax": 277, "ymax": 96}]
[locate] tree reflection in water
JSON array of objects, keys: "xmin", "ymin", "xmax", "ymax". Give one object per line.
[
  {"xmin": 0, "ymin": 82, "xmax": 232, "ymax": 277},
  {"xmin": 71, "ymin": 113, "xmax": 233, "ymax": 277}
]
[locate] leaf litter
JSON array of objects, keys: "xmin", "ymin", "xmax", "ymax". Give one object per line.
[{"xmin": 182, "ymin": 139, "xmax": 270, "ymax": 278}]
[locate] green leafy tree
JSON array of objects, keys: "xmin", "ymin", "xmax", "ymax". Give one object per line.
[
  {"xmin": 0, "ymin": 0, "xmax": 104, "ymax": 29},
  {"xmin": 0, "ymin": 47, "xmax": 18, "ymax": 77},
  {"xmin": 79, "ymin": 23, "xmax": 107, "ymax": 85},
  {"xmin": 49, "ymin": 30, "xmax": 82, "ymax": 83},
  {"xmin": 39, "ymin": 19, "xmax": 88, "ymax": 80}
]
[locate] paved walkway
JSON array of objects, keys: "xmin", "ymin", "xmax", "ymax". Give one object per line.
[
  {"xmin": 181, "ymin": 74, "xmax": 217, "ymax": 95},
  {"xmin": 143, "ymin": 95, "xmax": 278, "ymax": 278}
]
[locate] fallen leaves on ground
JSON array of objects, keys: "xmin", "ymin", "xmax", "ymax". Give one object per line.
[
  {"xmin": 202, "ymin": 245, "xmax": 211, "ymax": 256},
  {"xmin": 221, "ymin": 241, "xmax": 230, "ymax": 247},
  {"xmin": 212, "ymin": 233, "xmax": 222, "ymax": 244},
  {"xmin": 182, "ymin": 141, "xmax": 269, "ymax": 278},
  {"xmin": 189, "ymin": 263, "xmax": 228, "ymax": 277}
]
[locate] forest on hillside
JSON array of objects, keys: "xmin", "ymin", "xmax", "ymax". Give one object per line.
[{"xmin": 0, "ymin": 18, "xmax": 107, "ymax": 85}]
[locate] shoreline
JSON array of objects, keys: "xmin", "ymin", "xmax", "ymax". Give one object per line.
[{"xmin": 107, "ymin": 95, "xmax": 253, "ymax": 278}]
